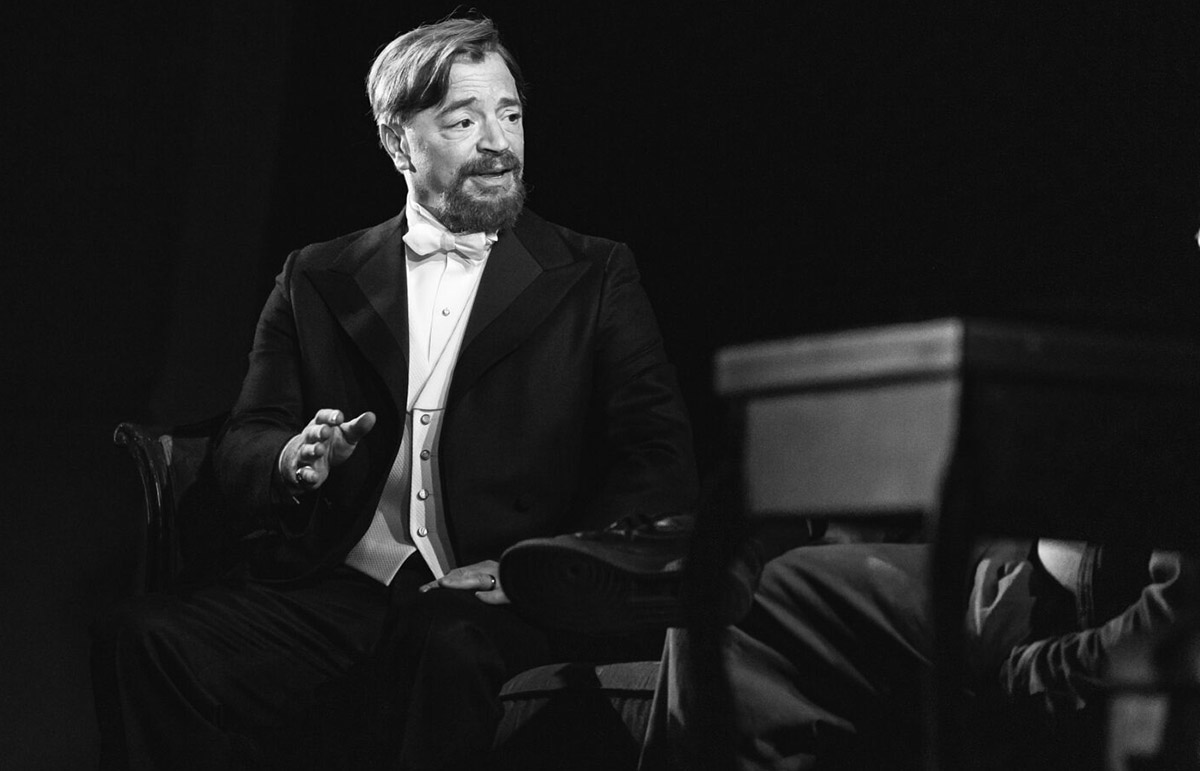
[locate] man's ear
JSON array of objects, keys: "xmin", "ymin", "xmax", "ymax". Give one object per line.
[{"xmin": 378, "ymin": 124, "xmax": 412, "ymax": 172}]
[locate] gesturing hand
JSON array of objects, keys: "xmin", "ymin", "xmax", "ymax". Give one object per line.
[
  {"xmin": 419, "ymin": 560, "xmax": 508, "ymax": 605},
  {"xmin": 279, "ymin": 409, "xmax": 377, "ymax": 493}
]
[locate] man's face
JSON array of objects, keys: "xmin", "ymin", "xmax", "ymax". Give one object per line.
[{"xmin": 388, "ymin": 51, "xmax": 526, "ymax": 233}]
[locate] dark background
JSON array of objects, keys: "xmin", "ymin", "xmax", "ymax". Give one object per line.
[{"xmin": 4, "ymin": 1, "xmax": 1198, "ymax": 766}]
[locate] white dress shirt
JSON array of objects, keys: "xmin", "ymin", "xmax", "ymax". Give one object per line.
[{"xmin": 344, "ymin": 200, "xmax": 495, "ymax": 584}]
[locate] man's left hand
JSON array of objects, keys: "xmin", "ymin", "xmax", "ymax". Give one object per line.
[{"xmin": 419, "ymin": 560, "xmax": 507, "ymax": 605}]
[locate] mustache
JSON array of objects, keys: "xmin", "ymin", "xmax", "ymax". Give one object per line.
[{"xmin": 458, "ymin": 152, "xmax": 522, "ymax": 177}]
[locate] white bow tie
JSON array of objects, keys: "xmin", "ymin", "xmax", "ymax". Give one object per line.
[{"xmin": 403, "ymin": 220, "xmax": 493, "ymax": 262}]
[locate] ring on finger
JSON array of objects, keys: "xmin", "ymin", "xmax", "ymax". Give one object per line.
[
  {"xmin": 484, "ymin": 574, "xmax": 496, "ymax": 591},
  {"xmin": 295, "ymin": 466, "xmax": 306, "ymax": 485}
]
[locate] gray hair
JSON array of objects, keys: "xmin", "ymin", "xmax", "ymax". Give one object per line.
[{"xmin": 366, "ymin": 17, "xmax": 525, "ymax": 128}]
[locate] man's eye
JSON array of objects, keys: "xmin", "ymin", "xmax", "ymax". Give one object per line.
[
  {"xmin": 449, "ymin": 118, "xmax": 473, "ymax": 129},
  {"xmin": 504, "ymin": 113, "xmax": 522, "ymax": 123}
]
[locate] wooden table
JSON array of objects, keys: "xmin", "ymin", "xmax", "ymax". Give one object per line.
[{"xmin": 697, "ymin": 318, "xmax": 1200, "ymax": 768}]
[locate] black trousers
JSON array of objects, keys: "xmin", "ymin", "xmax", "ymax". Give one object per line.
[{"xmin": 90, "ymin": 560, "xmax": 558, "ymax": 770}]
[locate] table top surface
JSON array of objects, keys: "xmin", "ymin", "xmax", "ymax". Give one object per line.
[{"xmin": 715, "ymin": 317, "xmax": 1200, "ymax": 396}]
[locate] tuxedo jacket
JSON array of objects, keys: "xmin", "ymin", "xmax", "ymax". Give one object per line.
[{"xmin": 214, "ymin": 208, "xmax": 698, "ymax": 580}]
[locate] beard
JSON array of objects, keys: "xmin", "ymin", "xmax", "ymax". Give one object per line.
[{"xmin": 435, "ymin": 151, "xmax": 526, "ymax": 234}]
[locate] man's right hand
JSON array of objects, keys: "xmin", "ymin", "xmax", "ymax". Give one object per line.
[{"xmin": 279, "ymin": 409, "xmax": 377, "ymax": 494}]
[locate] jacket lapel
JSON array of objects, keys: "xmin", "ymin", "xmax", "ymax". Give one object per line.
[
  {"xmin": 303, "ymin": 208, "xmax": 589, "ymax": 414},
  {"xmin": 305, "ymin": 212, "xmax": 410, "ymax": 417},
  {"xmin": 449, "ymin": 211, "xmax": 589, "ymax": 405}
]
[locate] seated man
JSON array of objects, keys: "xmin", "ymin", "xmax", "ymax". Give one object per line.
[
  {"xmin": 645, "ymin": 537, "xmax": 1196, "ymax": 770},
  {"xmin": 90, "ymin": 16, "xmax": 697, "ymax": 770},
  {"xmin": 504, "ymin": 518, "xmax": 1196, "ymax": 769}
]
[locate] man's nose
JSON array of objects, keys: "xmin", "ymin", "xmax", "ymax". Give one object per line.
[{"xmin": 477, "ymin": 116, "xmax": 511, "ymax": 154}]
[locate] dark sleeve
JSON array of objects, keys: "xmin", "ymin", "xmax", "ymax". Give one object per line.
[
  {"xmin": 213, "ymin": 251, "xmax": 310, "ymax": 535},
  {"xmin": 1000, "ymin": 551, "xmax": 1197, "ymax": 711},
  {"xmin": 584, "ymin": 243, "xmax": 699, "ymax": 527}
]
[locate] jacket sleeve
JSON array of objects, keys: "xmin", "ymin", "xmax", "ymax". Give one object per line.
[
  {"xmin": 213, "ymin": 250, "xmax": 310, "ymax": 535},
  {"xmin": 1000, "ymin": 551, "xmax": 1197, "ymax": 711},
  {"xmin": 583, "ymin": 243, "xmax": 700, "ymax": 528}
]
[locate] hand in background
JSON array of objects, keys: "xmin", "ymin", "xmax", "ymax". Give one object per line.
[{"xmin": 279, "ymin": 409, "xmax": 376, "ymax": 493}]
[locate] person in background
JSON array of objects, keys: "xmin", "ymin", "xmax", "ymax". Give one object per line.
[{"xmin": 641, "ymin": 536, "xmax": 1195, "ymax": 769}]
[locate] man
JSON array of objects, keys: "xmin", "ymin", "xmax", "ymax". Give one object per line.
[
  {"xmin": 91, "ymin": 17, "xmax": 696, "ymax": 770},
  {"xmin": 504, "ymin": 476, "xmax": 1195, "ymax": 769},
  {"xmin": 635, "ymin": 536, "xmax": 1195, "ymax": 770}
]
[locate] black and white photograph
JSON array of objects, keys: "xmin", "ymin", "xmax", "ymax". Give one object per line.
[{"xmin": 5, "ymin": 2, "xmax": 1199, "ymax": 768}]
